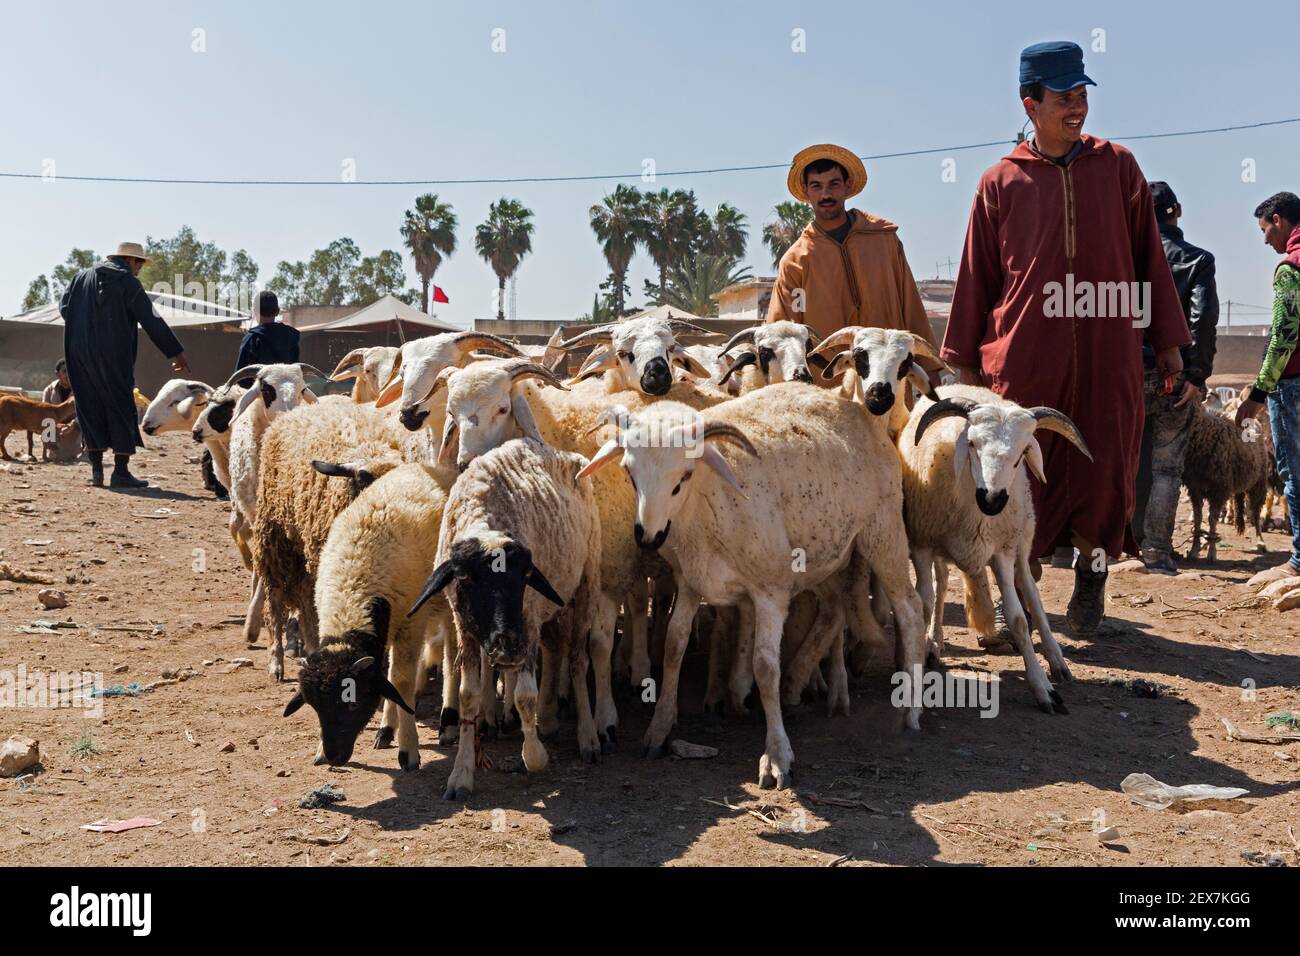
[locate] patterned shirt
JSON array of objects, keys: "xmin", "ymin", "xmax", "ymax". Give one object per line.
[{"xmin": 1251, "ymin": 263, "xmax": 1300, "ymax": 401}]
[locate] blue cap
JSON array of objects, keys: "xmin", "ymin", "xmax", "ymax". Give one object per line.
[{"xmin": 1019, "ymin": 41, "xmax": 1096, "ymax": 92}]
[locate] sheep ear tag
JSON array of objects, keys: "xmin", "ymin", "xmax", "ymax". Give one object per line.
[
  {"xmin": 283, "ymin": 691, "xmax": 305, "ymax": 717},
  {"xmin": 379, "ymin": 680, "xmax": 414, "ymax": 714},
  {"xmin": 409, "ymin": 560, "xmax": 456, "ymax": 618},
  {"xmin": 526, "ymin": 566, "xmax": 565, "ymax": 607}
]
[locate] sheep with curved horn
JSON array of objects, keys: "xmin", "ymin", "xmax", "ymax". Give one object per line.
[
  {"xmin": 556, "ymin": 315, "xmax": 727, "ymax": 397},
  {"xmin": 898, "ymin": 384, "xmax": 1091, "ymax": 716},
  {"xmin": 329, "ymin": 347, "xmax": 399, "ymax": 403}
]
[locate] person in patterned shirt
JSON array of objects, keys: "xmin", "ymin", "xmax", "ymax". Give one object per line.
[{"xmin": 1236, "ymin": 191, "xmax": 1300, "ymax": 582}]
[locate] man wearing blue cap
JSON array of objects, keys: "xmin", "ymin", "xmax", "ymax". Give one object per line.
[{"xmin": 942, "ymin": 41, "xmax": 1189, "ymax": 638}]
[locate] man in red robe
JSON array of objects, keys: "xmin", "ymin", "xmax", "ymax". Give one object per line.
[{"xmin": 941, "ymin": 41, "xmax": 1189, "ymax": 635}]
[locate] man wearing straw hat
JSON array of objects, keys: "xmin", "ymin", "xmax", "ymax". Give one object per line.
[
  {"xmin": 59, "ymin": 241, "xmax": 190, "ymax": 489},
  {"xmin": 766, "ymin": 143, "xmax": 937, "ymax": 354}
]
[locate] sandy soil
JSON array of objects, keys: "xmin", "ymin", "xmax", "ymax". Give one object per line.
[{"xmin": 1, "ymin": 430, "xmax": 1297, "ymax": 867}]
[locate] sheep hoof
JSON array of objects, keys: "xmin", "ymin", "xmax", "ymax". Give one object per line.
[
  {"xmin": 758, "ymin": 756, "xmax": 792, "ymax": 791},
  {"xmin": 641, "ymin": 739, "xmax": 668, "ymax": 759},
  {"xmin": 581, "ymin": 745, "xmax": 601, "ymax": 765},
  {"xmin": 600, "ymin": 726, "xmax": 617, "ymax": 754},
  {"xmin": 1049, "ymin": 690, "xmax": 1069, "ymax": 715},
  {"xmin": 373, "ymin": 726, "xmax": 395, "ymax": 749},
  {"xmin": 398, "ymin": 749, "xmax": 419, "ymax": 771},
  {"xmin": 312, "ymin": 751, "xmax": 328, "ymax": 766},
  {"xmin": 443, "ymin": 785, "xmax": 470, "ymax": 802},
  {"xmin": 1051, "ymin": 661, "xmax": 1073, "ymax": 683}
]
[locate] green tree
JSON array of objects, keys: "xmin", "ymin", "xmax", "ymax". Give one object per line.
[
  {"xmin": 348, "ymin": 249, "xmax": 410, "ymax": 305},
  {"xmin": 576, "ymin": 292, "xmax": 618, "ymax": 325},
  {"xmin": 401, "ymin": 193, "xmax": 458, "ymax": 314},
  {"xmin": 21, "ymin": 249, "xmax": 97, "ymax": 310},
  {"xmin": 139, "ymin": 226, "xmax": 228, "ymax": 295},
  {"xmin": 698, "ymin": 202, "xmax": 749, "ymax": 260},
  {"xmin": 763, "ymin": 201, "xmax": 813, "ymax": 267},
  {"xmin": 655, "ymin": 254, "xmax": 752, "ymax": 317},
  {"xmin": 640, "ymin": 189, "xmax": 699, "ymax": 299},
  {"xmin": 267, "ymin": 260, "xmax": 308, "ymax": 308},
  {"xmin": 475, "ymin": 198, "xmax": 535, "ymax": 321},
  {"xmin": 21, "ymin": 276, "xmax": 51, "ymax": 312},
  {"xmin": 302, "ymin": 238, "xmax": 361, "ymax": 306},
  {"xmin": 589, "ymin": 184, "xmax": 646, "ymax": 319}
]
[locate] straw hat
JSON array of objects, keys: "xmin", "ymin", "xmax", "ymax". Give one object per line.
[
  {"xmin": 113, "ymin": 241, "xmax": 150, "ymax": 262},
  {"xmin": 787, "ymin": 144, "xmax": 867, "ymax": 203}
]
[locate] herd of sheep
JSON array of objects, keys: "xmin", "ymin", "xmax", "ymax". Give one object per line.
[{"xmin": 131, "ymin": 315, "xmax": 1278, "ymax": 798}]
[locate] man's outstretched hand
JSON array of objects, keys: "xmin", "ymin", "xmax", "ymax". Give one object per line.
[
  {"xmin": 1235, "ymin": 398, "xmax": 1264, "ymax": 431},
  {"xmin": 171, "ymin": 353, "xmax": 190, "ymax": 374},
  {"xmin": 1154, "ymin": 346, "xmax": 1184, "ymax": 382}
]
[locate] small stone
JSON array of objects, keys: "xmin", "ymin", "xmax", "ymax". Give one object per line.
[
  {"xmin": 218, "ymin": 741, "xmax": 236, "ymax": 753},
  {"xmin": 36, "ymin": 589, "xmax": 68, "ymax": 609},
  {"xmin": 669, "ymin": 739, "xmax": 719, "ymax": 759},
  {"xmin": 0, "ymin": 735, "xmax": 40, "ymax": 778},
  {"xmin": 112, "ymin": 664, "xmax": 128, "ymax": 674}
]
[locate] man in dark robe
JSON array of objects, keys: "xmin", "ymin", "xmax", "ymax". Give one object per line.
[
  {"xmin": 235, "ymin": 291, "xmax": 299, "ymax": 369},
  {"xmin": 59, "ymin": 241, "xmax": 189, "ymax": 488},
  {"xmin": 941, "ymin": 42, "xmax": 1188, "ymax": 635}
]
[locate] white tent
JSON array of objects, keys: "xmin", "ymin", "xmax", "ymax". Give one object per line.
[
  {"xmin": 623, "ymin": 304, "xmax": 705, "ymax": 323},
  {"xmin": 4, "ymin": 291, "xmax": 249, "ymax": 328},
  {"xmin": 295, "ymin": 294, "xmax": 461, "ymax": 336}
]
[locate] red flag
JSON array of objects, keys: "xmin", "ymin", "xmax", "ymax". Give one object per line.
[{"xmin": 431, "ymin": 285, "xmax": 449, "ymax": 304}]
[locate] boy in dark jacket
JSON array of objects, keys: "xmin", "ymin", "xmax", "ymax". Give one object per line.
[{"xmin": 235, "ymin": 291, "xmax": 299, "ymax": 369}]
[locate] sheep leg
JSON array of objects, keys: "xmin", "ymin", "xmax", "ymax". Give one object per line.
[
  {"xmin": 782, "ymin": 594, "xmax": 838, "ymax": 707},
  {"xmin": 444, "ymin": 649, "xmax": 483, "ymax": 801},
  {"xmin": 438, "ymin": 624, "xmax": 460, "ymax": 747},
  {"xmin": 641, "ymin": 581, "xmax": 700, "ymax": 757},
  {"xmin": 845, "ymin": 570, "xmax": 887, "ymax": 674},
  {"xmin": 478, "ymin": 655, "xmax": 500, "ymax": 738},
  {"xmin": 911, "ymin": 548, "xmax": 940, "ymax": 664},
  {"xmin": 569, "ymin": 601, "xmax": 602, "ymax": 764},
  {"xmin": 589, "ymin": 596, "xmax": 619, "ymax": 752},
  {"xmin": 1188, "ymin": 494, "xmax": 1204, "ymax": 559},
  {"xmin": 244, "ymin": 571, "xmax": 264, "ymax": 646},
  {"xmin": 538, "ymin": 633, "xmax": 561, "ymax": 742},
  {"xmin": 501, "ymin": 669, "xmax": 520, "ymax": 736},
  {"xmin": 515, "ymin": 659, "xmax": 548, "ymax": 773},
  {"xmin": 826, "ymin": 627, "xmax": 850, "ymax": 717},
  {"xmin": 627, "ymin": 579, "xmax": 652, "ymax": 692},
  {"xmin": 864, "ymin": 548, "xmax": 926, "ymax": 729},
  {"xmin": 1015, "ymin": 552, "xmax": 1071, "ymax": 686},
  {"xmin": 388, "ymin": 631, "xmax": 424, "ymax": 771},
  {"xmin": 990, "ymin": 553, "xmax": 1062, "ymax": 714},
  {"xmin": 752, "ymin": 591, "xmax": 795, "ymax": 790},
  {"xmin": 1207, "ymin": 495, "xmax": 1220, "ymax": 563},
  {"xmin": 702, "ymin": 606, "xmax": 732, "ymax": 715},
  {"xmin": 728, "ymin": 598, "xmax": 755, "ymax": 717}
]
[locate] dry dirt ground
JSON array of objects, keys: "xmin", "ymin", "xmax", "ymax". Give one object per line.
[{"xmin": 1, "ymin": 430, "xmax": 1298, "ymax": 867}]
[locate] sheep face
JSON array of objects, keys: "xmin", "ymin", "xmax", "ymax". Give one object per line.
[
  {"xmin": 191, "ymin": 386, "xmax": 243, "ymax": 443},
  {"xmin": 141, "ymin": 379, "xmax": 212, "ymax": 435},
  {"xmin": 226, "ymin": 365, "xmax": 320, "ymax": 425},
  {"xmin": 435, "ymin": 360, "xmax": 567, "ymax": 472},
  {"xmin": 329, "ymin": 346, "xmax": 399, "ymax": 403},
  {"xmin": 813, "ymin": 327, "xmax": 940, "ymax": 414},
  {"xmin": 413, "ymin": 539, "xmax": 564, "ymax": 668},
  {"xmin": 283, "ymin": 598, "xmax": 412, "ymax": 766},
  {"xmin": 565, "ymin": 318, "xmax": 715, "ymax": 396},
  {"xmin": 375, "ymin": 332, "xmax": 524, "ymax": 430},
  {"xmin": 578, "ymin": 404, "xmax": 756, "ymax": 550},
  {"xmin": 914, "ymin": 397, "xmax": 1091, "ymax": 517},
  {"xmin": 721, "ymin": 322, "xmax": 816, "ymax": 388}
]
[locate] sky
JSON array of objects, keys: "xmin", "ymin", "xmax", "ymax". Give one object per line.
[{"xmin": 2, "ymin": 0, "xmax": 1297, "ymax": 329}]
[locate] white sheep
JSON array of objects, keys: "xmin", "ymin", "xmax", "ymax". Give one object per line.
[
  {"xmin": 283, "ymin": 462, "xmax": 456, "ymax": 771},
  {"xmin": 899, "ymin": 385, "xmax": 1092, "ymax": 714},
  {"xmin": 558, "ymin": 316, "xmax": 720, "ymax": 395},
  {"xmin": 410, "ymin": 438, "xmax": 602, "ymax": 800},
  {"xmin": 715, "ymin": 321, "xmax": 820, "ymax": 391},
  {"xmin": 578, "ymin": 383, "xmax": 928, "ymax": 789},
  {"xmin": 328, "ymin": 346, "xmax": 400, "ymax": 403},
  {"xmin": 373, "ymin": 330, "xmax": 524, "ymax": 433},
  {"xmin": 140, "ymin": 378, "xmax": 213, "ymax": 436}
]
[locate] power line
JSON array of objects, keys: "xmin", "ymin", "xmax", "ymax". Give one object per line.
[{"xmin": 1, "ymin": 116, "xmax": 1296, "ymax": 188}]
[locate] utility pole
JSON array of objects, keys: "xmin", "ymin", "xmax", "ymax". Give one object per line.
[{"xmin": 1225, "ymin": 299, "xmax": 1231, "ymax": 328}]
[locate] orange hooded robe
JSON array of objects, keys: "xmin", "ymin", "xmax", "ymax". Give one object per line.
[{"xmin": 766, "ymin": 210, "xmax": 937, "ymax": 347}]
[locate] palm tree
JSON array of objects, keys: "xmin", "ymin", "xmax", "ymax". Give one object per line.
[
  {"xmin": 762, "ymin": 201, "xmax": 813, "ymax": 267},
  {"xmin": 589, "ymin": 184, "xmax": 647, "ymax": 318},
  {"xmin": 641, "ymin": 189, "xmax": 699, "ymax": 298},
  {"xmin": 657, "ymin": 255, "xmax": 753, "ymax": 317},
  {"xmin": 401, "ymin": 193, "xmax": 458, "ymax": 314},
  {"xmin": 697, "ymin": 202, "xmax": 749, "ymax": 261},
  {"xmin": 475, "ymin": 198, "xmax": 535, "ymax": 320}
]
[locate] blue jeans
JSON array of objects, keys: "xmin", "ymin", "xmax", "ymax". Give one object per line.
[{"xmin": 1267, "ymin": 377, "xmax": 1300, "ymax": 572}]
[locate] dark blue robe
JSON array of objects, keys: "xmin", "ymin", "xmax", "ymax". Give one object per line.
[
  {"xmin": 236, "ymin": 322, "xmax": 300, "ymax": 369},
  {"xmin": 59, "ymin": 259, "xmax": 184, "ymax": 454}
]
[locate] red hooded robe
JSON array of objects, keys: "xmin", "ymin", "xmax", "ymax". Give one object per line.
[{"xmin": 941, "ymin": 135, "xmax": 1190, "ymax": 559}]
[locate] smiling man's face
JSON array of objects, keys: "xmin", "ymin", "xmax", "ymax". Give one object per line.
[
  {"xmin": 804, "ymin": 165, "xmax": 849, "ymax": 223},
  {"xmin": 1027, "ymin": 85, "xmax": 1089, "ymax": 149}
]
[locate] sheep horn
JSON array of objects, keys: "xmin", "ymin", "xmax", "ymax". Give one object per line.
[
  {"xmin": 914, "ymin": 397, "xmax": 979, "ymax": 445},
  {"xmin": 908, "ymin": 335, "xmax": 943, "ymax": 363},
  {"xmin": 412, "ymin": 366, "xmax": 459, "ymax": 406},
  {"xmin": 1029, "ymin": 407, "xmax": 1093, "ymax": 461},
  {"xmin": 701, "ymin": 421, "xmax": 759, "ymax": 457},
  {"xmin": 296, "ymin": 363, "xmax": 328, "ymax": 380},
  {"xmin": 558, "ymin": 325, "xmax": 617, "ymax": 352},
  {"xmin": 801, "ymin": 325, "xmax": 823, "ymax": 346},
  {"xmin": 450, "ymin": 331, "xmax": 524, "ymax": 359},
  {"xmin": 666, "ymin": 319, "xmax": 723, "ymax": 341},
  {"xmin": 808, "ymin": 327, "xmax": 862, "ymax": 363},
  {"xmin": 222, "ymin": 364, "xmax": 264, "ymax": 389},
  {"xmin": 329, "ymin": 349, "xmax": 367, "ymax": 381},
  {"xmin": 719, "ymin": 327, "xmax": 758, "ymax": 356},
  {"xmin": 542, "ymin": 327, "xmax": 567, "ymax": 372},
  {"xmin": 718, "ymin": 350, "xmax": 758, "ymax": 387},
  {"xmin": 504, "ymin": 360, "xmax": 570, "ymax": 391}
]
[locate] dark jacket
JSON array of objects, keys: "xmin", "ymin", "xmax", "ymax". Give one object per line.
[
  {"xmin": 236, "ymin": 321, "xmax": 300, "ymax": 370},
  {"xmin": 1143, "ymin": 223, "xmax": 1218, "ymax": 388},
  {"xmin": 59, "ymin": 259, "xmax": 184, "ymax": 454}
]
